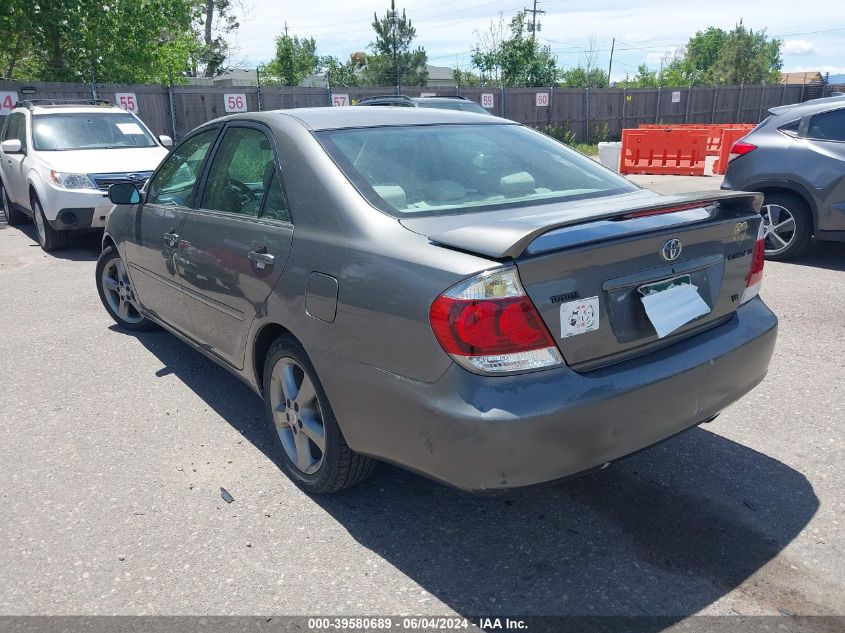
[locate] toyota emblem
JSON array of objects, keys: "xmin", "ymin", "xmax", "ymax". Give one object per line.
[{"xmin": 660, "ymin": 239, "xmax": 683, "ymax": 261}]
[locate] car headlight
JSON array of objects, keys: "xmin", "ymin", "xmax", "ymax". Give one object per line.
[{"xmin": 50, "ymin": 171, "xmax": 97, "ymax": 190}]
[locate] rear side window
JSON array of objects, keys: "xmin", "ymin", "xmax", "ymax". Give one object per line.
[
  {"xmin": 807, "ymin": 108, "xmax": 845, "ymax": 142},
  {"xmin": 778, "ymin": 119, "xmax": 801, "ymax": 137},
  {"xmin": 261, "ymin": 169, "xmax": 291, "ymax": 223}
]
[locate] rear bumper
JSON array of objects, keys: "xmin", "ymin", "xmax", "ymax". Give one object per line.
[{"xmin": 309, "ymin": 297, "xmax": 778, "ymax": 491}]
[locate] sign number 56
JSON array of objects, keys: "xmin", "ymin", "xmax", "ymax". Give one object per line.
[
  {"xmin": 225, "ymin": 93, "xmax": 247, "ymax": 112},
  {"xmin": 115, "ymin": 93, "xmax": 139, "ymax": 114}
]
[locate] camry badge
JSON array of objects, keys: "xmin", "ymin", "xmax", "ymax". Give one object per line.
[{"xmin": 660, "ymin": 238, "xmax": 683, "ymax": 261}]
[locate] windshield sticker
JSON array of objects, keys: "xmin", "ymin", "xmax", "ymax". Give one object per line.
[
  {"xmin": 116, "ymin": 123, "xmax": 144, "ymax": 135},
  {"xmin": 560, "ymin": 296, "xmax": 600, "ymax": 338}
]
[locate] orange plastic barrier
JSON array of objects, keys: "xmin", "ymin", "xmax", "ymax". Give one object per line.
[
  {"xmin": 638, "ymin": 123, "xmax": 755, "ymax": 156},
  {"xmin": 712, "ymin": 128, "xmax": 752, "ymax": 175},
  {"xmin": 621, "ymin": 128, "xmax": 708, "ymax": 176}
]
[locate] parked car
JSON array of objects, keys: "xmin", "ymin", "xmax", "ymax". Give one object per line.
[
  {"xmin": 0, "ymin": 99, "xmax": 171, "ymax": 252},
  {"xmin": 96, "ymin": 107, "xmax": 777, "ymax": 494},
  {"xmin": 354, "ymin": 94, "xmax": 491, "ymax": 114},
  {"xmin": 722, "ymin": 95, "xmax": 845, "ymax": 260}
]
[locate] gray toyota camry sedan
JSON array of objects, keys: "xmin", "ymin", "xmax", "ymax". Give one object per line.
[{"xmin": 97, "ymin": 107, "xmax": 777, "ymax": 494}]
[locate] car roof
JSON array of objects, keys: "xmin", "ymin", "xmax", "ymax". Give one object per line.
[
  {"xmin": 769, "ymin": 94, "xmax": 845, "ymax": 119},
  {"xmin": 231, "ymin": 106, "xmax": 509, "ymax": 131},
  {"xmin": 18, "ymin": 104, "xmax": 129, "ymax": 115}
]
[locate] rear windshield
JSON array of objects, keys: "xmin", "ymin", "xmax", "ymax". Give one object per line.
[
  {"xmin": 316, "ymin": 124, "xmax": 636, "ymax": 216},
  {"xmin": 32, "ymin": 112, "xmax": 157, "ymax": 150}
]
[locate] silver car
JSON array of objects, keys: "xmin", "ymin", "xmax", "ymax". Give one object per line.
[{"xmin": 97, "ymin": 107, "xmax": 777, "ymax": 494}]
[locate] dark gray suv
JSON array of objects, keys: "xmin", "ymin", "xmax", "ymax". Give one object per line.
[{"xmin": 722, "ymin": 95, "xmax": 845, "ymax": 260}]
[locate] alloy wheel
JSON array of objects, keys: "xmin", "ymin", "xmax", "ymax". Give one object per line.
[
  {"xmin": 100, "ymin": 257, "xmax": 145, "ymax": 324},
  {"xmin": 268, "ymin": 357, "xmax": 326, "ymax": 475},
  {"xmin": 761, "ymin": 204, "xmax": 796, "ymax": 256}
]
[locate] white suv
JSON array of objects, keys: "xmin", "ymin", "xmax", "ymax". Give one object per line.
[{"xmin": 0, "ymin": 100, "xmax": 171, "ymax": 251}]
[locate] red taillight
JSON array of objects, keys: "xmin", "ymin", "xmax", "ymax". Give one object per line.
[
  {"xmin": 741, "ymin": 221, "xmax": 765, "ymax": 304},
  {"xmin": 429, "ymin": 268, "xmax": 563, "ymax": 374},
  {"xmin": 728, "ymin": 141, "xmax": 757, "ymax": 162},
  {"xmin": 430, "ymin": 295, "xmax": 554, "ymax": 356}
]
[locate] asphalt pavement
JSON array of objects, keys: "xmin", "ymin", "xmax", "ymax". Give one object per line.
[{"xmin": 1, "ymin": 187, "xmax": 843, "ymax": 618}]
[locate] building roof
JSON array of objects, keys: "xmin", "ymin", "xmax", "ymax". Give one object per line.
[{"xmin": 781, "ymin": 71, "xmax": 824, "ymax": 85}]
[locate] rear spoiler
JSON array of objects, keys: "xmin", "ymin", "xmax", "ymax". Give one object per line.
[{"xmin": 421, "ymin": 191, "xmax": 763, "ymax": 259}]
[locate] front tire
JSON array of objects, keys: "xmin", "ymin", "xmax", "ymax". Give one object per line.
[
  {"xmin": 1, "ymin": 179, "xmax": 27, "ymax": 225},
  {"xmin": 32, "ymin": 194, "xmax": 68, "ymax": 252},
  {"xmin": 96, "ymin": 245, "xmax": 158, "ymax": 331},
  {"xmin": 760, "ymin": 192, "xmax": 812, "ymax": 261},
  {"xmin": 262, "ymin": 335, "xmax": 377, "ymax": 494}
]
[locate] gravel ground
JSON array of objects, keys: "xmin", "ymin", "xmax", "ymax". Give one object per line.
[{"xmin": 1, "ymin": 189, "xmax": 843, "ymax": 618}]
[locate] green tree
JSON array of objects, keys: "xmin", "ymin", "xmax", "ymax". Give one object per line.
[
  {"xmin": 3, "ymin": 0, "xmax": 197, "ymax": 83},
  {"xmin": 191, "ymin": 0, "xmax": 241, "ymax": 78},
  {"xmin": 320, "ymin": 56, "xmax": 362, "ymax": 87},
  {"xmin": 709, "ymin": 22, "xmax": 782, "ymax": 84},
  {"xmin": 364, "ymin": 0, "xmax": 427, "ymax": 86},
  {"xmin": 266, "ymin": 33, "xmax": 319, "ymax": 86},
  {"xmin": 559, "ymin": 67, "xmax": 609, "ymax": 88},
  {"xmin": 471, "ymin": 12, "xmax": 557, "ymax": 87}
]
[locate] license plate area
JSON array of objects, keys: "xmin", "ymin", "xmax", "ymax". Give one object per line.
[
  {"xmin": 637, "ymin": 274, "xmax": 691, "ymax": 296},
  {"xmin": 603, "ymin": 256, "xmax": 723, "ymax": 344}
]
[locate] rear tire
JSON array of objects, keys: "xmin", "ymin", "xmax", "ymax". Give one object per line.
[
  {"xmin": 760, "ymin": 192, "xmax": 812, "ymax": 261},
  {"xmin": 32, "ymin": 194, "xmax": 68, "ymax": 252},
  {"xmin": 1, "ymin": 179, "xmax": 26, "ymax": 226},
  {"xmin": 262, "ymin": 335, "xmax": 377, "ymax": 494},
  {"xmin": 96, "ymin": 245, "xmax": 158, "ymax": 331}
]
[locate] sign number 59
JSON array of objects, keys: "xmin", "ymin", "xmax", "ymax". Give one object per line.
[
  {"xmin": 225, "ymin": 93, "xmax": 247, "ymax": 112},
  {"xmin": 115, "ymin": 93, "xmax": 139, "ymax": 114}
]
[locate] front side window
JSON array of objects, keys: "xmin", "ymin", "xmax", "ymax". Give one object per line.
[
  {"xmin": 147, "ymin": 128, "xmax": 218, "ymax": 207},
  {"xmin": 32, "ymin": 112, "xmax": 157, "ymax": 150},
  {"xmin": 2, "ymin": 113, "xmax": 26, "ymax": 149},
  {"xmin": 316, "ymin": 123, "xmax": 637, "ymax": 217},
  {"xmin": 807, "ymin": 108, "xmax": 845, "ymax": 142},
  {"xmin": 201, "ymin": 127, "xmax": 275, "ymax": 217}
]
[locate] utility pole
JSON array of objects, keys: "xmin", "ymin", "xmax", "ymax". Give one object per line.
[
  {"xmin": 524, "ymin": 0, "xmax": 545, "ymax": 41},
  {"xmin": 390, "ymin": 8, "xmax": 399, "ymax": 94},
  {"xmin": 607, "ymin": 38, "xmax": 615, "ymax": 85}
]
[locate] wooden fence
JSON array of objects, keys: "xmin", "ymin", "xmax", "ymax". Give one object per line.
[{"xmin": 0, "ymin": 80, "xmax": 819, "ymax": 142}]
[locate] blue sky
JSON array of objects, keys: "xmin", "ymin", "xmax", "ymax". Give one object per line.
[{"xmin": 230, "ymin": 0, "xmax": 845, "ymax": 81}]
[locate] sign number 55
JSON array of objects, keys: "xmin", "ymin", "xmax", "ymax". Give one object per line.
[{"xmin": 115, "ymin": 93, "xmax": 139, "ymax": 114}]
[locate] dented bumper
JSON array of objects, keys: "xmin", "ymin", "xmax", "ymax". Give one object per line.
[{"xmin": 308, "ymin": 297, "xmax": 777, "ymax": 491}]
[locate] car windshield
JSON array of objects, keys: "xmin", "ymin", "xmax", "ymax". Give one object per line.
[
  {"xmin": 32, "ymin": 112, "xmax": 157, "ymax": 150},
  {"xmin": 416, "ymin": 100, "xmax": 490, "ymax": 114},
  {"xmin": 316, "ymin": 124, "xmax": 636, "ymax": 216}
]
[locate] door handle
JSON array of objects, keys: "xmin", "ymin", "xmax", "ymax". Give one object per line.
[
  {"xmin": 248, "ymin": 248, "xmax": 275, "ymax": 268},
  {"xmin": 163, "ymin": 231, "xmax": 179, "ymax": 247}
]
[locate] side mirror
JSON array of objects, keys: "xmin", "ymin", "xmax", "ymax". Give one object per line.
[
  {"xmin": 109, "ymin": 182, "xmax": 141, "ymax": 205},
  {"xmin": 159, "ymin": 135, "xmax": 173, "ymax": 148},
  {"xmin": 1, "ymin": 139, "xmax": 23, "ymax": 154}
]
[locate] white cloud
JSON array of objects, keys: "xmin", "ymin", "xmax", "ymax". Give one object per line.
[{"xmin": 783, "ymin": 39, "xmax": 816, "ymax": 55}]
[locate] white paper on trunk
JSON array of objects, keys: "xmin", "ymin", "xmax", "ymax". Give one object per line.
[{"xmin": 640, "ymin": 283, "xmax": 711, "ymax": 339}]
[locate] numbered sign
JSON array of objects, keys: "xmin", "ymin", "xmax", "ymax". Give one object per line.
[
  {"xmin": 420, "ymin": 92, "xmax": 436, "ymax": 98},
  {"xmin": 671, "ymin": 90, "xmax": 681, "ymax": 103},
  {"xmin": 535, "ymin": 92, "xmax": 550, "ymax": 107},
  {"xmin": 331, "ymin": 94, "xmax": 349, "ymax": 107},
  {"xmin": 224, "ymin": 93, "xmax": 248, "ymax": 113},
  {"xmin": 115, "ymin": 93, "xmax": 139, "ymax": 114},
  {"xmin": 481, "ymin": 93, "xmax": 495, "ymax": 109},
  {"xmin": 0, "ymin": 91, "xmax": 19, "ymax": 115}
]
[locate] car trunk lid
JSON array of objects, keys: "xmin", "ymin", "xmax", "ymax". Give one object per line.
[{"xmin": 403, "ymin": 190, "xmax": 764, "ymax": 371}]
